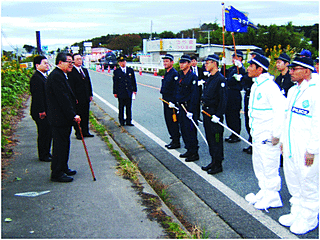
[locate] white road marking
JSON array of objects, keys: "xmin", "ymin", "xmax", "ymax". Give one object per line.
[{"xmin": 93, "ymin": 92, "xmax": 298, "ymax": 239}]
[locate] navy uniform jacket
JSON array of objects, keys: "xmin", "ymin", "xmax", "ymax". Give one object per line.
[
  {"xmin": 46, "ymin": 67, "xmax": 77, "ymax": 127},
  {"xmin": 160, "ymin": 67, "xmax": 179, "ymax": 102},
  {"xmin": 176, "ymin": 69, "xmax": 199, "ymax": 114},
  {"xmin": 30, "ymin": 70, "xmax": 48, "ymax": 120},
  {"xmin": 275, "ymin": 70, "xmax": 294, "ymax": 97},
  {"xmin": 113, "ymin": 67, "xmax": 137, "ymax": 98},
  {"xmin": 201, "ymin": 71, "xmax": 227, "ymax": 120},
  {"xmin": 68, "ymin": 67, "xmax": 93, "ymax": 104},
  {"xmin": 241, "ymin": 72, "xmax": 254, "ymax": 96},
  {"xmin": 222, "ymin": 65, "xmax": 246, "ymax": 109}
]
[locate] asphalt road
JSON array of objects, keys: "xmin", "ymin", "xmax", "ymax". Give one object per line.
[{"xmin": 89, "ymin": 68, "xmax": 318, "ymax": 239}]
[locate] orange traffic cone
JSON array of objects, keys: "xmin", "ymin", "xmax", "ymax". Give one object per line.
[
  {"xmin": 102, "ymin": 65, "xmax": 104, "ymax": 72},
  {"xmin": 139, "ymin": 67, "xmax": 142, "ymax": 76},
  {"xmin": 108, "ymin": 65, "xmax": 110, "ymax": 73},
  {"xmin": 154, "ymin": 68, "xmax": 157, "ymax": 76}
]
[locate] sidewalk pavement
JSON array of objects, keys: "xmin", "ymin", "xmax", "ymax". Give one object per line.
[
  {"xmin": 1, "ymin": 99, "xmax": 174, "ymax": 238},
  {"xmin": 1, "ymin": 98, "xmax": 240, "ymax": 239}
]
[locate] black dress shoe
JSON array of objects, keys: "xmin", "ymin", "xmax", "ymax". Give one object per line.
[
  {"xmin": 166, "ymin": 142, "xmax": 180, "ymax": 149},
  {"xmin": 207, "ymin": 166, "xmax": 223, "ymax": 174},
  {"xmin": 76, "ymin": 135, "xmax": 82, "ymax": 140},
  {"xmin": 179, "ymin": 151, "xmax": 192, "ymax": 158},
  {"xmin": 126, "ymin": 123, "xmax": 134, "ymax": 126},
  {"xmin": 39, "ymin": 156, "xmax": 52, "ymax": 162},
  {"xmin": 228, "ymin": 136, "xmax": 241, "ymax": 143},
  {"xmin": 225, "ymin": 135, "xmax": 233, "ymax": 142},
  {"xmin": 243, "ymin": 146, "xmax": 250, "ymax": 152},
  {"xmin": 51, "ymin": 173, "xmax": 73, "ymax": 182},
  {"xmin": 246, "ymin": 147, "xmax": 252, "ymax": 155},
  {"xmin": 185, "ymin": 153, "xmax": 199, "ymax": 162},
  {"xmin": 201, "ymin": 163, "xmax": 213, "ymax": 171},
  {"xmin": 64, "ymin": 169, "xmax": 77, "ymax": 176},
  {"xmin": 84, "ymin": 133, "xmax": 94, "ymax": 138}
]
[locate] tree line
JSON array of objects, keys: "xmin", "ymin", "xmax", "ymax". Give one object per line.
[{"xmin": 71, "ymin": 22, "xmax": 318, "ymax": 58}]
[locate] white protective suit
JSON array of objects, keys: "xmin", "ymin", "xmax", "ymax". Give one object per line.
[
  {"xmin": 247, "ymin": 72, "xmax": 286, "ymax": 210},
  {"xmin": 280, "ymin": 78, "xmax": 319, "ymax": 234}
]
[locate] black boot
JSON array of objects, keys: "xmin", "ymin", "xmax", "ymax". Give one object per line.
[
  {"xmin": 165, "ymin": 140, "xmax": 180, "ymax": 149},
  {"xmin": 207, "ymin": 165, "xmax": 223, "ymax": 174},
  {"xmin": 185, "ymin": 153, "xmax": 199, "ymax": 162},
  {"xmin": 201, "ymin": 163, "xmax": 213, "ymax": 171}
]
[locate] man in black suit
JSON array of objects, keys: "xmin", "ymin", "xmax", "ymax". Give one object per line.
[
  {"xmin": 30, "ymin": 55, "xmax": 52, "ymax": 162},
  {"xmin": 113, "ymin": 55, "xmax": 137, "ymax": 126},
  {"xmin": 68, "ymin": 53, "xmax": 94, "ymax": 139},
  {"xmin": 46, "ymin": 53, "xmax": 81, "ymax": 183}
]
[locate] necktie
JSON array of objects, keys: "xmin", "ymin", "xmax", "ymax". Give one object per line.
[{"xmin": 80, "ymin": 68, "xmax": 85, "ymax": 79}]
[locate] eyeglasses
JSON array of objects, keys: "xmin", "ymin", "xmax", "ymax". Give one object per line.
[
  {"xmin": 63, "ymin": 60, "xmax": 74, "ymax": 64},
  {"xmin": 290, "ymin": 67, "xmax": 304, "ymax": 72}
]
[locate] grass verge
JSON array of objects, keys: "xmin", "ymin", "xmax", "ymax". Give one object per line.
[{"xmin": 89, "ymin": 112, "xmax": 209, "ymax": 239}]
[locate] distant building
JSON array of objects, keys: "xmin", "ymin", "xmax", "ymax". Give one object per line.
[{"xmin": 141, "ymin": 39, "xmax": 261, "ymax": 65}]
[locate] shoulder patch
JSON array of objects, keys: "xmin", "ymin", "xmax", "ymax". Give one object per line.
[{"xmin": 302, "ymin": 100, "xmax": 310, "ymax": 108}]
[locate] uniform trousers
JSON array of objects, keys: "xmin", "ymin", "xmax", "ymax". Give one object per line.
[
  {"xmin": 118, "ymin": 97, "xmax": 132, "ymax": 124},
  {"xmin": 51, "ymin": 126, "xmax": 72, "ymax": 178},
  {"xmin": 283, "ymin": 153, "xmax": 319, "ymax": 220},
  {"xmin": 225, "ymin": 90, "xmax": 242, "ymax": 135},
  {"xmin": 244, "ymin": 92, "xmax": 252, "ymax": 142},
  {"xmin": 163, "ymin": 102, "xmax": 180, "ymax": 142},
  {"xmin": 252, "ymin": 141, "xmax": 281, "ymax": 193},
  {"xmin": 178, "ymin": 106, "xmax": 198, "ymax": 154},
  {"xmin": 203, "ymin": 112, "xmax": 224, "ymax": 166},
  {"xmin": 34, "ymin": 117, "xmax": 52, "ymax": 160}
]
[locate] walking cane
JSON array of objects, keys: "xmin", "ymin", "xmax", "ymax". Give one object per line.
[
  {"xmin": 180, "ymin": 104, "xmax": 208, "ymax": 146},
  {"xmin": 202, "ymin": 110, "xmax": 253, "ymax": 147},
  {"xmin": 77, "ymin": 121, "xmax": 96, "ymax": 181}
]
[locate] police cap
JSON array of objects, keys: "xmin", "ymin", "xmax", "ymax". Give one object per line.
[
  {"xmin": 117, "ymin": 55, "xmax": 126, "ymax": 62},
  {"xmin": 232, "ymin": 50, "xmax": 243, "ymax": 58},
  {"xmin": 275, "ymin": 53, "xmax": 291, "ymax": 63},
  {"xmin": 248, "ymin": 54, "xmax": 269, "ymax": 71},
  {"xmin": 288, "ymin": 57, "xmax": 314, "ymax": 71},
  {"xmin": 179, "ymin": 54, "xmax": 191, "ymax": 63},
  {"xmin": 205, "ymin": 54, "xmax": 220, "ymax": 63},
  {"xmin": 162, "ymin": 54, "xmax": 174, "ymax": 61}
]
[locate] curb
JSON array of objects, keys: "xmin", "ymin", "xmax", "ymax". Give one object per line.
[{"xmin": 90, "ymin": 102, "xmax": 241, "ymax": 239}]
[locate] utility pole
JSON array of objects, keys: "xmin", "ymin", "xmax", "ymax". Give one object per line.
[
  {"xmin": 36, "ymin": 31, "xmax": 41, "ymax": 54},
  {"xmin": 150, "ymin": 20, "xmax": 153, "ymax": 40}
]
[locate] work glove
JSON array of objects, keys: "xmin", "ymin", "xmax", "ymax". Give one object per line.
[
  {"xmin": 221, "ymin": 57, "xmax": 227, "ymax": 65},
  {"xmin": 234, "ymin": 59, "xmax": 242, "ymax": 68},
  {"xmin": 211, "ymin": 115, "xmax": 220, "ymax": 123},
  {"xmin": 233, "ymin": 74, "xmax": 243, "ymax": 81},
  {"xmin": 186, "ymin": 112, "xmax": 193, "ymax": 120},
  {"xmin": 168, "ymin": 102, "xmax": 176, "ymax": 109},
  {"xmin": 198, "ymin": 80, "xmax": 206, "ymax": 86}
]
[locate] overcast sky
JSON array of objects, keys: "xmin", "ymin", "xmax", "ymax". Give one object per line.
[{"xmin": 1, "ymin": 0, "xmax": 319, "ymax": 51}]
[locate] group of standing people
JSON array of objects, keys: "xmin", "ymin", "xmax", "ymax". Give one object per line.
[
  {"xmin": 160, "ymin": 50, "xmax": 319, "ymax": 235},
  {"xmin": 30, "ymin": 53, "xmax": 94, "ymax": 183}
]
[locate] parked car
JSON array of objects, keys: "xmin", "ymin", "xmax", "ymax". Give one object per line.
[{"xmin": 100, "ymin": 52, "xmax": 117, "ymax": 69}]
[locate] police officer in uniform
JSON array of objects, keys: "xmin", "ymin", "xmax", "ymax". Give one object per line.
[
  {"xmin": 275, "ymin": 53, "xmax": 293, "ymax": 97},
  {"xmin": 223, "ymin": 50, "xmax": 246, "ymax": 143},
  {"xmin": 176, "ymin": 55, "xmax": 200, "ymax": 162},
  {"xmin": 241, "ymin": 49, "xmax": 265, "ymax": 154},
  {"xmin": 113, "ymin": 55, "xmax": 137, "ymax": 126},
  {"xmin": 161, "ymin": 54, "xmax": 181, "ymax": 149},
  {"xmin": 201, "ymin": 54, "xmax": 227, "ymax": 174}
]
